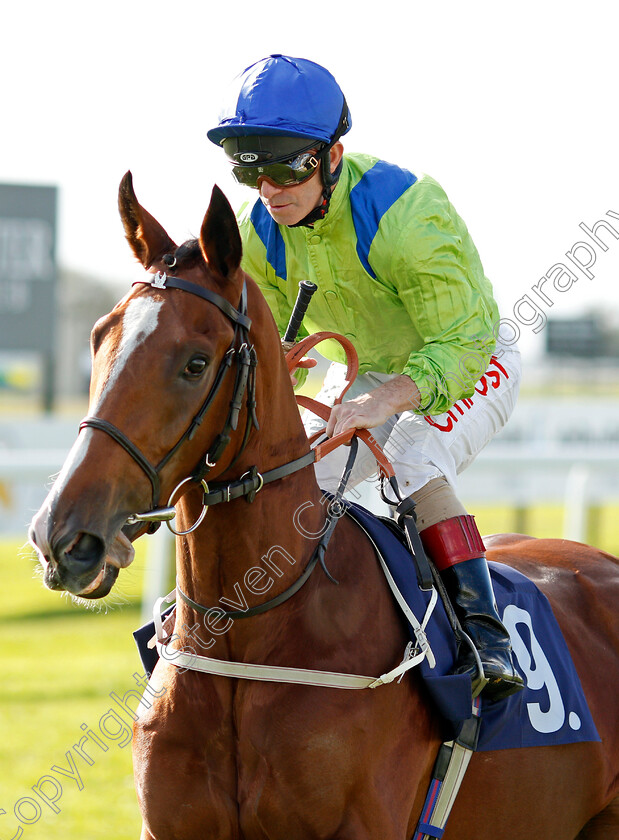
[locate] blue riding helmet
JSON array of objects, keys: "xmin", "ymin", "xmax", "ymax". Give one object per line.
[{"xmin": 207, "ymin": 54, "xmax": 351, "ymax": 147}]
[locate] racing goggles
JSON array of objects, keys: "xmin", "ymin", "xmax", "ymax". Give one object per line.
[{"xmin": 230, "ymin": 149, "xmax": 321, "ymax": 189}]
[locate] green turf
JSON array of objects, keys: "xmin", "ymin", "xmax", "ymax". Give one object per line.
[
  {"xmin": 1, "ymin": 540, "xmax": 148, "ymax": 839},
  {"xmin": 2, "ymin": 509, "xmax": 618, "ymax": 838}
]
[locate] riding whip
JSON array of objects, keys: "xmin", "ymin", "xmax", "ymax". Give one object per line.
[{"xmin": 282, "ymin": 281, "xmax": 318, "ymax": 350}]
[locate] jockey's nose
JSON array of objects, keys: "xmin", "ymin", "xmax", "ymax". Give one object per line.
[{"xmin": 258, "ymin": 178, "xmax": 284, "ymax": 201}]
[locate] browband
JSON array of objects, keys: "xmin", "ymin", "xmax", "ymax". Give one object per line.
[{"xmin": 133, "ymin": 272, "xmax": 252, "ymax": 330}]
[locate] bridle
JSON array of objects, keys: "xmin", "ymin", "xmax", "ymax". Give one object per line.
[
  {"xmin": 79, "ymin": 270, "xmax": 396, "ymax": 616},
  {"xmin": 80, "ymin": 270, "xmax": 262, "ymax": 534}
]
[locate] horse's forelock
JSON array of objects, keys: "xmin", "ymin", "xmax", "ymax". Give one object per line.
[{"xmin": 171, "ymin": 239, "xmax": 203, "ymax": 270}]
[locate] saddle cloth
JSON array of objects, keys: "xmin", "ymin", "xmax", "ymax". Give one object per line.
[
  {"xmin": 344, "ymin": 500, "xmax": 600, "ymax": 752},
  {"xmin": 134, "ymin": 501, "xmax": 600, "ymax": 752}
]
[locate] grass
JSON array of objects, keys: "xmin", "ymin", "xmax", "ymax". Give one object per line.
[
  {"xmin": 1, "ymin": 539, "xmax": 148, "ymax": 840},
  {"xmin": 2, "ymin": 508, "xmax": 618, "ymax": 838}
]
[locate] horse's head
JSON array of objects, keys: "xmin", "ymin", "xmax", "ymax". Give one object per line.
[{"xmin": 29, "ymin": 172, "xmax": 270, "ymax": 599}]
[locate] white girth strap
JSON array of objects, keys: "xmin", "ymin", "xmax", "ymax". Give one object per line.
[
  {"xmin": 344, "ymin": 513, "xmax": 438, "ymax": 670},
  {"xmin": 152, "ymin": 588, "xmax": 437, "ymax": 690}
]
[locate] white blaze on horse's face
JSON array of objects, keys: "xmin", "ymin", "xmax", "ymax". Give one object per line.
[
  {"xmin": 105, "ymin": 297, "xmax": 163, "ymax": 389},
  {"xmin": 49, "ymin": 431, "xmax": 92, "ymax": 506},
  {"xmin": 29, "ymin": 294, "xmax": 163, "ymax": 579},
  {"xmin": 44, "ymin": 296, "xmax": 163, "ymax": 508},
  {"xmin": 29, "ymin": 431, "xmax": 94, "ymax": 563},
  {"xmin": 98, "ymin": 296, "xmax": 163, "ymax": 399}
]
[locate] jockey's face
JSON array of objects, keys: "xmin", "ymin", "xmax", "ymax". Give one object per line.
[{"xmin": 258, "ymin": 143, "xmax": 343, "ymax": 227}]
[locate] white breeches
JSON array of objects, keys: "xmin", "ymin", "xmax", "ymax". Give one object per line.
[{"xmin": 303, "ymin": 342, "xmax": 521, "ymax": 500}]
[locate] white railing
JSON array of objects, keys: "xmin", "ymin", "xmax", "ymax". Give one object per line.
[
  {"xmin": 3, "ymin": 446, "xmax": 618, "ymax": 618},
  {"xmin": 457, "ymin": 445, "xmax": 619, "ymax": 542},
  {"xmin": 0, "ymin": 449, "xmax": 68, "ymax": 479},
  {"xmin": 350, "ymin": 445, "xmax": 619, "ymax": 538}
]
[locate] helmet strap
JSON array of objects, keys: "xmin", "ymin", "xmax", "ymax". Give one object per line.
[
  {"xmin": 319, "ymin": 96, "xmax": 349, "ymax": 188},
  {"xmin": 288, "ymin": 156, "xmax": 344, "ymax": 228},
  {"xmin": 289, "ymin": 194, "xmax": 329, "ymax": 228},
  {"xmin": 288, "ymin": 97, "xmax": 348, "ymax": 228}
]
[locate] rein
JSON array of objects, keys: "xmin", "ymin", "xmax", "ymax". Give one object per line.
[{"xmin": 171, "ymin": 331, "xmax": 396, "ymax": 620}]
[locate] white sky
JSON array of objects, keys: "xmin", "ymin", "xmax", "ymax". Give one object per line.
[{"xmin": 2, "ymin": 0, "xmax": 619, "ymax": 359}]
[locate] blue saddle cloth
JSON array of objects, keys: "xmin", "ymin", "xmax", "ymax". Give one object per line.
[{"xmin": 344, "ymin": 500, "xmax": 600, "ymax": 751}]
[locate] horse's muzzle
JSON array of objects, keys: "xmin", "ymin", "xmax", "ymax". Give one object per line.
[{"xmin": 29, "ymin": 520, "xmax": 120, "ymax": 598}]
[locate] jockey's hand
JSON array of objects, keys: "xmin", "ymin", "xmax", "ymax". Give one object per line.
[
  {"xmin": 325, "ymin": 376, "xmax": 423, "ymax": 438},
  {"xmin": 326, "ymin": 392, "xmax": 392, "ymax": 438},
  {"xmin": 290, "ymin": 356, "xmax": 316, "ymax": 387}
]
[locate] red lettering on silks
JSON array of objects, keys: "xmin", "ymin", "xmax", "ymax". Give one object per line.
[
  {"xmin": 490, "ymin": 355, "xmax": 508, "ymax": 378},
  {"xmin": 452, "ymin": 399, "xmax": 475, "ymax": 416},
  {"xmin": 425, "ymin": 414, "xmax": 454, "ymax": 432},
  {"xmin": 425, "ymin": 356, "xmax": 510, "ymax": 433},
  {"xmin": 475, "ymin": 375, "xmax": 489, "ymax": 396},
  {"xmin": 486, "ymin": 369, "xmax": 501, "ymax": 389}
]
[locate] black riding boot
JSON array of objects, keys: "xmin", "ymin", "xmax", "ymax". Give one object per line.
[
  {"xmin": 421, "ymin": 516, "xmax": 524, "ymax": 702},
  {"xmin": 440, "ymin": 556, "xmax": 524, "ymax": 701}
]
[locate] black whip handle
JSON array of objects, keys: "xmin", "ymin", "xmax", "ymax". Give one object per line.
[{"xmin": 283, "ymin": 281, "xmax": 317, "ymax": 344}]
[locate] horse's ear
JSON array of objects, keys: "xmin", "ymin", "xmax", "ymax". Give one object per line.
[
  {"xmin": 199, "ymin": 185, "xmax": 242, "ymax": 280},
  {"xmin": 118, "ymin": 171, "xmax": 176, "ymax": 268}
]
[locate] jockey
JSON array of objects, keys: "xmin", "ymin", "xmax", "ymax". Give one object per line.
[{"xmin": 208, "ymin": 54, "xmax": 524, "ymax": 702}]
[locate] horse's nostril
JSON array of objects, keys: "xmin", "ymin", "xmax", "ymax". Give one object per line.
[
  {"xmin": 66, "ymin": 533, "xmax": 103, "ymax": 564},
  {"xmin": 58, "ymin": 532, "xmax": 105, "ymax": 578}
]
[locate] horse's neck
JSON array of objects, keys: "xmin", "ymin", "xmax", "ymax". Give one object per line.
[
  {"xmin": 176, "ymin": 455, "xmax": 324, "ymax": 623},
  {"xmin": 176, "ymin": 358, "xmax": 326, "ymax": 614}
]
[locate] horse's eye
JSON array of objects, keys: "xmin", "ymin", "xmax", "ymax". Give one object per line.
[{"xmin": 183, "ymin": 356, "xmax": 208, "ymax": 379}]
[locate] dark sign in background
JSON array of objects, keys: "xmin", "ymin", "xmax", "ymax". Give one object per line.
[{"xmin": 0, "ymin": 182, "xmax": 58, "ymax": 410}]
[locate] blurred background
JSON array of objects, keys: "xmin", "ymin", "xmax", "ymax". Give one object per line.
[{"xmin": 1, "ymin": 1, "xmax": 618, "ymax": 837}]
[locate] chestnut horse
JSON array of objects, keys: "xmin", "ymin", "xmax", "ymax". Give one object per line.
[{"xmin": 30, "ymin": 174, "xmax": 619, "ymax": 839}]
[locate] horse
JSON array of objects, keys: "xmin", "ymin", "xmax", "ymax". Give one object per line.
[{"xmin": 29, "ymin": 173, "xmax": 619, "ymax": 839}]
